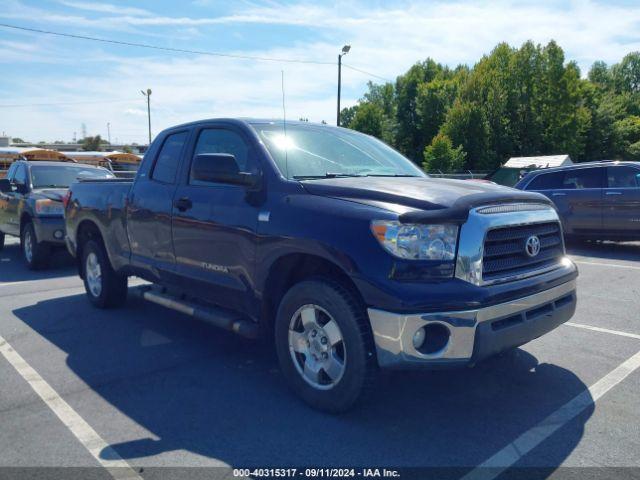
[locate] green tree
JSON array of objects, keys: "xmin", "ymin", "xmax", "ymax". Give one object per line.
[
  {"xmin": 441, "ymin": 100, "xmax": 491, "ymax": 169},
  {"xmin": 395, "ymin": 60, "xmax": 444, "ymax": 161},
  {"xmin": 343, "ymin": 40, "xmax": 640, "ymax": 169},
  {"xmin": 613, "ymin": 115, "xmax": 640, "ymax": 159},
  {"xmin": 340, "ymin": 105, "xmax": 359, "ymax": 127},
  {"xmin": 81, "ymin": 135, "xmax": 103, "ymax": 151},
  {"xmin": 422, "ymin": 133, "xmax": 466, "ymax": 172},
  {"xmin": 416, "ymin": 77, "xmax": 458, "ymax": 147},
  {"xmin": 612, "ymin": 52, "xmax": 640, "ymax": 93},
  {"xmin": 350, "ymin": 103, "xmax": 384, "ymax": 137},
  {"xmin": 588, "ymin": 60, "xmax": 612, "ymax": 88}
]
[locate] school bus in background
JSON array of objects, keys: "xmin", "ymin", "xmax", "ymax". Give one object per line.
[
  {"xmin": 63, "ymin": 151, "xmax": 142, "ymax": 177},
  {"xmin": 0, "ymin": 147, "xmax": 75, "ymax": 178}
]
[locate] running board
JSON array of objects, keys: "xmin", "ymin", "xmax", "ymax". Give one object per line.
[{"xmin": 131, "ymin": 285, "xmax": 259, "ymax": 339}]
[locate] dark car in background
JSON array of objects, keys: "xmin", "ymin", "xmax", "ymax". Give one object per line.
[
  {"xmin": 515, "ymin": 161, "xmax": 640, "ymax": 241},
  {"xmin": 0, "ymin": 160, "xmax": 114, "ymax": 269}
]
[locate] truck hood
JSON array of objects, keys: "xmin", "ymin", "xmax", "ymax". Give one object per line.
[
  {"xmin": 32, "ymin": 188, "xmax": 68, "ymax": 202},
  {"xmin": 300, "ymin": 176, "xmax": 553, "ymax": 223}
]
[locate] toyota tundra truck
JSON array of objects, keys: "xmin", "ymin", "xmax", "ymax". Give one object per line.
[{"xmin": 64, "ymin": 119, "xmax": 578, "ymax": 412}]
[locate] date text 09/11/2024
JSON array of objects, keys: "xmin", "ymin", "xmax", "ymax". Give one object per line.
[{"xmin": 232, "ymin": 468, "xmax": 400, "ymax": 478}]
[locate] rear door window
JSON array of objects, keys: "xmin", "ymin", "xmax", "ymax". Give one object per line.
[
  {"xmin": 151, "ymin": 131, "xmax": 189, "ymax": 184},
  {"xmin": 561, "ymin": 167, "xmax": 604, "ymax": 189},
  {"xmin": 607, "ymin": 166, "xmax": 640, "ymax": 188},
  {"xmin": 525, "ymin": 172, "xmax": 565, "ymax": 190}
]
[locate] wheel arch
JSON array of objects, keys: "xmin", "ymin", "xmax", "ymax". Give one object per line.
[
  {"xmin": 260, "ymin": 252, "xmax": 366, "ymax": 332},
  {"xmin": 75, "ymin": 219, "xmax": 107, "ymax": 278},
  {"xmin": 19, "ymin": 211, "xmax": 32, "ymax": 233}
]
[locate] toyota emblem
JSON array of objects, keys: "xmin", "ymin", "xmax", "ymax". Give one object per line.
[{"xmin": 525, "ymin": 235, "xmax": 541, "ymax": 257}]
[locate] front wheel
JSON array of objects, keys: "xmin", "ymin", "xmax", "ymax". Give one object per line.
[
  {"xmin": 275, "ymin": 279, "xmax": 377, "ymax": 413},
  {"xmin": 21, "ymin": 222, "xmax": 50, "ymax": 270},
  {"xmin": 82, "ymin": 239, "xmax": 128, "ymax": 308}
]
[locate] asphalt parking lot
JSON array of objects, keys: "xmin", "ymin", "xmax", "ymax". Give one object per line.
[{"xmin": 0, "ymin": 236, "xmax": 639, "ymax": 479}]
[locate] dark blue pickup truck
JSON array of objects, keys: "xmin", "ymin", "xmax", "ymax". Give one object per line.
[{"xmin": 65, "ymin": 119, "xmax": 578, "ymax": 412}]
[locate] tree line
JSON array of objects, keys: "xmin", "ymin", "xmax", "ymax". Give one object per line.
[{"xmin": 340, "ymin": 41, "xmax": 640, "ymax": 172}]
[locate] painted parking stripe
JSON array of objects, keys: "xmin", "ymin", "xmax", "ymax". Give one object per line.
[
  {"xmin": 566, "ymin": 322, "xmax": 640, "ymax": 340},
  {"xmin": 0, "ymin": 334, "xmax": 143, "ymax": 480},
  {"xmin": 462, "ymin": 349, "xmax": 640, "ymax": 480},
  {"xmin": 573, "ymin": 260, "xmax": 640, "ymax": 271}
]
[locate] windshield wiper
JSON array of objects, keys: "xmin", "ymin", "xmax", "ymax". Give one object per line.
[
  {"xmin": 292, "ymin": 172, "xmax": 365, "ymax": 180},
  {"xmin": 364, "ymin": 174, "xmax": 421, "ymax": 177},
  {"xmin": 36, "ymin": 185, "xmax": 68, "ymax": 188}
]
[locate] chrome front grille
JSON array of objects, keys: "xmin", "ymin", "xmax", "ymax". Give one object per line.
[
  {"xmin": 482, "ymin": 221, "xmax": 563, "ymax": 282},
  {"xmin": 454, "ymin": 204, "xmax": 567, "ymax": 286}
]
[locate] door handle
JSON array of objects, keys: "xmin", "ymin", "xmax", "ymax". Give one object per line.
[
  {"xmin": 174, "ymin": 197, "xmax": 193, "ymax": 211},
  {"xmin": 605, "ymin": 191, "xmax": 622, "ymax": 195},
  {"xmin": 551, "ymin": 192, "xmax": 566, "ymax": 196}
]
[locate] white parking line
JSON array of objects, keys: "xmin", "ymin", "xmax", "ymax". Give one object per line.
[
  {"xmin": 573, "ymin": 260, "xmax": 640, "ymax": 271},
  {"xmin": 566, "ymin": 322, "xmax": 640, "ymax": 340},
  {"xmin": 462, "ymin": 349, "xmax": 640, "ymax": 480},
  {"xmin": 0, "ymin": 334, "xmax": 142, "ymax": 480}
]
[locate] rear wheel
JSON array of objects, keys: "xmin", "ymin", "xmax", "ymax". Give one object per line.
[
  {"xmin": 82, "ymin": 239, "xmax": 128, "ymax": 308},
  {"xmin": 275, "ymin": 279, "xmax": 376, "ymax": 413},
  {"xmin": 21, "ymin": 222, "xmax": 50, "ymax": 270}
]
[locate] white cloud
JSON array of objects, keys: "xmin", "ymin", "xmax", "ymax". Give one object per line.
[
  {"xmin": 2, "ymin": 0, "xmax": 640, "ymax": 143},
  {"xmin": 57, "ymin": 1, "xmax": 153, "ymax": 17},
  {"xmin": 124, "ymin": 108, "xmax": 147, "ymax": 117}
]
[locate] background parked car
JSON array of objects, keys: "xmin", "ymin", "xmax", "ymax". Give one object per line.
[
  {"xmin": 0, "ymin": 160, "xmax": 115, "ymax": 269},
  {"xmin": 515, "ymin": 161, "xmax": 640, "ymax": 241}
]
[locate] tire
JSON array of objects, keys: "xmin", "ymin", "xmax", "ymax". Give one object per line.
[
  {"xmin": 81, "ymin": 239, "xmax": 128, "ymax": 308},
  {"xmin": 21, "ymin": 222, "xmax": 50, "ymax": 270},
  {"xmin": 275, "ymin": 278, "xmax": 377, "ymax": 413},
  {"xmin": 0, "ymin": 231, "xmax": 4, "ymax": 251}
]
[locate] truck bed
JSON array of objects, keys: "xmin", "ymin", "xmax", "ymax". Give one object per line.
[{"xmin": 66, "ymin": 179, "xmax": 134, "ymax": 271}]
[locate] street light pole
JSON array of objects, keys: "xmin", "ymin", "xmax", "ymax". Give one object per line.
[
  {"xmin": 336, "ymin": 45, "xmax": 350, "ymax": 127},
  {"xmin": 141, "ymin": 88, "xmax": 152, "ymax": 144},
  {"xmin": 107, "ymin": 122, "xmax": 111, "ymax": 145}
]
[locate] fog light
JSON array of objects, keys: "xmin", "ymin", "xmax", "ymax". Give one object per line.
[
  {"xmin": 53, "ymin": 230, "xmax": 64, "ymax": 240},
  {"xmin": 412, "ymin": 327, "xmax": 426, "ymax": 349}
]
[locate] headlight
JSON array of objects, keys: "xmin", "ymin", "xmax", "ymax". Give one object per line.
[
  {"xmin": 371, "ymin": 221, "xmax": 458, "ymax": 261},
  {"xmin": 35, "ymin": 199, "xmax": 64, "ymax": 216}
]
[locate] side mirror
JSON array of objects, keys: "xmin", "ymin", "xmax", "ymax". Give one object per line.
[
  {"xmin": 191, "ymin": 153, "xmax": 259, "ymax": 188},
  {"xmin": 14, "ymin": 181, "xmax": 28, "ymax": 194},
  {"xmin": 0, "ymin": 179, "xmax": 11, "ymax": 193}
]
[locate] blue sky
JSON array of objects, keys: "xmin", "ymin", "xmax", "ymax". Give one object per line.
[{"xmin": 1, "ymin": 0, "xmax": 640, "ymax": 144}]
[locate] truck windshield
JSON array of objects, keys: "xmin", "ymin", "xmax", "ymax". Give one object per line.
[
  {"xmin": 252, "ymin": 123, "xmax": 425, "ymax": 179},
  {"xmin": 30, "ymin": 165, "xmax": 114, "ymax": 188}
]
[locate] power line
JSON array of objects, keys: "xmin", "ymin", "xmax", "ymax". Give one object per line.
[
  {"xmin": 0, "ymin": 98, "xmax": 140, "ymax": 108},
  {"xmin": 342, "ymin": 63, "xmax": 393, "ymax": 83},
  {"xmin": 0, "ymin": 23, "xmax": 335, "ymax": 65},
  {"xmin": 0, "ymin": 22, "xmax": 394, "ymax": 83}
]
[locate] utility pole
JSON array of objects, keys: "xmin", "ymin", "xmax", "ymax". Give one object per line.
[
  {"xmin": 141, "ymin": 88, "xmax": 152, "ymax": 144},
  {"xmin": 336, "ymin": 45, "xmax": 350, "ymax": 127},
  {"xmin": 107, "ymin": 122, "xmax": 111, "ymax": 145}
]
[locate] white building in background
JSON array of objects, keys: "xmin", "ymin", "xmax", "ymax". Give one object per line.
[{"xmin": 504, "ymin": 155, "xmax": 573, "ymax": 169}]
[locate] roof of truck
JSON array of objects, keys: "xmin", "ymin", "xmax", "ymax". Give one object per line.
[{"xmin": 163, "ymin": 118, "xmax": 340, "ymax": 130}]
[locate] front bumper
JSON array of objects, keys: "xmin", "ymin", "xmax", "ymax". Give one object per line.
[
  {"xmin": 368, "ymin": 278, "xmax": 576, "ymax": 369},
  {"xmin": 32, "ymin": 216, "xmax": 66, "ymax": 245}
]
